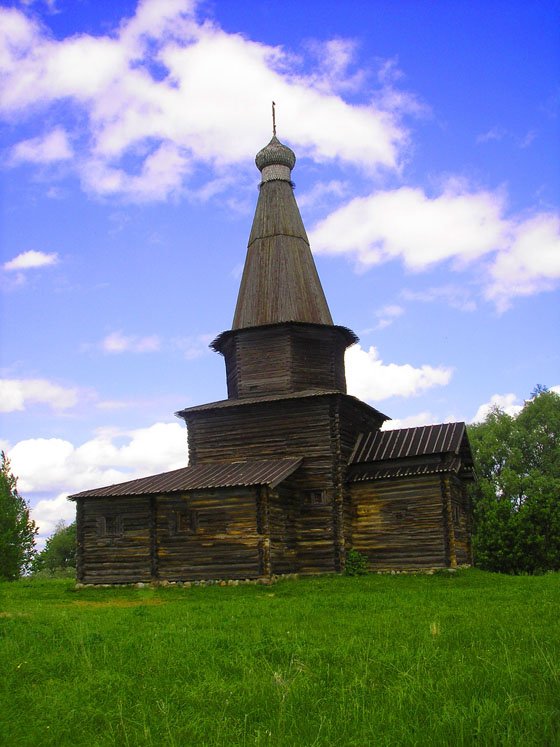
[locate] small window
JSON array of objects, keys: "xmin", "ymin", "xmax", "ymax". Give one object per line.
[
  {"xmin": 452, "ymin": 504, "xmax": 461, "ymax": 524},
  {"xmin": 170, "ymin": 509, "xmax": 199, "ymax": 535},
  {"xmin": 392, "ymin": 505, "xmax": 411, "ymax": 522},
  {"xmin": 97, "ymin": 516, "xmax": 124, "ymax": 538},
  {"xmin": 303, "ymin": 490, "xmax": 328, "ymax": 506}
]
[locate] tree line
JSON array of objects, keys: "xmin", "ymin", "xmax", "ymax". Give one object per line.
[{"xmin": 1, "ymin": 388, "xmax": 559, "ymax": 579}]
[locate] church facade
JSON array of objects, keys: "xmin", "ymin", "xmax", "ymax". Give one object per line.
[{"xmin": 70, "ymin": 135, "xmax": 474, "ymax": 584}]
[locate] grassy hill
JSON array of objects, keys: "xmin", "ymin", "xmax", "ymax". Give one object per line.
[{"xmin": 1, "ymin": 570, "xmax": 558, "ymax": 745}]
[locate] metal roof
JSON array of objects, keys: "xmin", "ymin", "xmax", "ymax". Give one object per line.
[
  {"xmin": 177, "ymin": 390, "xmax": 389, "ymax": 422},
  {"xmin": 69, "ymin": 457, "xmax": 303, "ymax": 499},
  {"xmin": 349, "ymin": 457, "xmax": 466, "ymax": 482},
  {"xmin": 177, "ymin": 388, "xmax": 366, "ymax": 415},
  {"xmin": 350, "ymin": 422, "xmax": 467, "ymax": 465}
]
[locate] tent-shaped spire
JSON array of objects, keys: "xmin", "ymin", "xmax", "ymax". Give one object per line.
[{"xmin": 232, "ymin": 135, "xmax": 334, "ymax": 329}]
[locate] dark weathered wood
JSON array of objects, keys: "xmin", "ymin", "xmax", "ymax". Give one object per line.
[
  {"xmin": 80, "ymin": 497, "xmax": 152, "ymax": 584},
  {"xmin": 449, "ymin": 475, "xmax": 473, "ymax": 565},
  {"xmin": 76, "ymin": 498, "xmax": 85, "ymax": 583},
  {"xmin": 350, "ymin": 476, "xmax": 448, "ymax": 570},
  {"xmin": 214, "ymin": 323, "xmax": 352, "ymax": 400},
  {"xmin": 441, "ymin": 475, "xmax": 457, "ymax": 568},
  {"xmin": 74, "ymin": 135, "xmax": 474, "ymax": 584}
]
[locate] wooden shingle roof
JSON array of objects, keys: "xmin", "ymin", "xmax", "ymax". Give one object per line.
[
  {"xmin": 232, "ymin": 136, "xmax": 334, "ymax": 329},
  {"xmin": 69, "ymin": 457, "xmax": 303, "ymax": 499}
]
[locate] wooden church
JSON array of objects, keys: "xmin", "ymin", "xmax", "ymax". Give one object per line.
[{"xmin": 70, "ymin": 132, "xmax": 475, "ymax": 584}]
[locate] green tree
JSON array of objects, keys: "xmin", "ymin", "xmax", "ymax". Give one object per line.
[
  {"xmin": 468, "ymin": 390, "xmax": 560, "ymax": 574},
  {"xmin": 33, "ymin": 520, "xmax": 76, "ymax": 576},
  {"xmin": 0, "ymin": 451, "xmax": 37, "ymax": 580}
]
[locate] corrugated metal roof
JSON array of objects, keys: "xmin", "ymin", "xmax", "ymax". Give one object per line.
[
  {"xmin": 350, "ymin": 422, "xmax": 466, "ymax": 465},
  {"xmin": 177, "ymin": 388, "xmax": 377, "ymax": 416},
  {"xmin": 349, "ymin": 457, "xmax": 463, "ymax": 482},
  {"xmin": 69, "ymin": 457, "xmax": 303, "ymax": 499}
]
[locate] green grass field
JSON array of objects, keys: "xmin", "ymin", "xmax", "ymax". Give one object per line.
[{"xmin": 1, "ymin": 570, "xmax": 559, "ymax": 746}]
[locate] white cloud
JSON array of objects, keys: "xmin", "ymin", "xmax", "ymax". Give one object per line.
[
  {"xmin": 3, "ymin": 249, "xmax": 58, "ymax": 271},
  {"xmin": 311, "ymin": 185, "xmax": 560, "ymax": 309},
  {"xmin": 345, "ymin": 344, "xmax": 452, "ymax": 402},
  {"xmin": 381, "ymin": 411, "xmax": 436, "ymax": 431},
  {"xmin": 0, "ymin": 1, "xmax": 409, "ymax": 202},
  {"xmin": 8, "ymin": 421, "xmax": 187, "ymax": 497},
  {"xmin": 5, "ymin": 420, "xmax": 187, "ymax": 539},
  {"xmin": 472, "ymin": 393, "xmax": 523, "ymax": 423},
  {"xmin": 82, "ymin": 141, "xmax": 192, "ymax": 202},
  {"xmin": 485, "ymin": 212, "xmax": 560, "ymax": 311},
  {"xmin": 101, "ymin": 331, "xmax": 161, "ymax": 353},
  {"xmin": 10, "ymin": 127, "xmax": 72, "ymax": 164},
  {"xmin": 32, "ymin": 492, "xmax": 76, "ymax": 543},
  {"xmin": 0, "ymin": 378, "xmax": 79, "ymax": 412},
  {"xmin": 311, "ymin": 184, "xmax": 507, "ymax": 271}
]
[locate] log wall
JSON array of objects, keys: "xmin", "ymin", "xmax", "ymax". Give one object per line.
[
  {"xmin": 449, "ymin": 475, "xmax": 473, "ymax": 565},
  {"xmin": 155, "ymin": 488, "xmax": 262, "ymax": 581},
  {"xmin": 350, "ymin": 476, "xmax": 448, "ymax": 569},
  {"xmin": 78, "ymin": 496, "xmax": 152, "ymax": 584},
  {"xmin": 185, "ymin": 393, "xmax": 387, "ymax": 575},
  {"xmin": 336, "ymin": 396, "xmax": 387, "ymax": 568},
  {"xmin": 187, "ymin": 394, "xmax": 343, "ymax": 575},
  {"xmin": 219, "ymin": 325, "xmax": 348, "ymax": 400}
]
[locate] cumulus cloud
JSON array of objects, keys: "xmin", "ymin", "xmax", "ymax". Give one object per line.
[
  {"xmin": 484, "ymin": 213, "xmax": 560, "ymax": 312},
  {"xmin": 0, "ymin": 0, "xmax": 408, "ymax": 202},
  {"xmin": 472, "ymin": 393, "xmax": 524, "ymax": 423},
  {"xmin": 0, "ymin": 378, "xmax": 79, "ymax": 412},
  {"xmin": 381, "ymin": 411, "xmax": 436, "ymax": 431},
  {"xmin": 101, "ymin": 331, "xmax": 161, "ymax": 353},
  {"xmin": 32, "ymin": 492, "xmax": 77, "ymax": 542},
  {"xmin": 3, "ymin": 249, "xmax": 58, "ymax": 271},
  {"xmin": 345, "ymin": 344, "xmax": 452, "ymax": 402},
  {"xmin": 310, "ymin": 184, "xmax": 560, "ymax": 309},
  {"xmin": 6, "ymin": 420, "xmax": 187, "ymax": 539},
  {"xmin": 9, "ymin": 127, "xmax": 73, "ymax": 164},
  {"xmin": 8, "ymin": 422, "xmax": 186, "ymax": 495},
  {"xmin": 311, "ymin": 184, "xmax": 507, "ymax": 270}
]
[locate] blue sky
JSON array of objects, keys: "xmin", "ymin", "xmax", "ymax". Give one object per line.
[{"xmin": 1, "ymin": 0, "xmax": 559, "ymax": 544}]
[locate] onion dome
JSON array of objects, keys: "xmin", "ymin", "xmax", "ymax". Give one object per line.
[{"xmin": 255, "ymin": 136, "xmax": 296, "ymax": 183}]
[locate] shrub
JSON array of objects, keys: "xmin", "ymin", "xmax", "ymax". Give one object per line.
[{"xmin": 344, "ymin": 548, "xmax": 369, "ymax": 576}]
